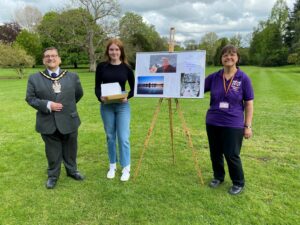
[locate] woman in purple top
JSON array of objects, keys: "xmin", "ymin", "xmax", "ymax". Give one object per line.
[
  {"xmin": 205, "ymin": 45, "xmax": 254, "ymax": 195},
  {"xmin": 95, "ymin": 39, "xmax": 135, "ymax": 182}
]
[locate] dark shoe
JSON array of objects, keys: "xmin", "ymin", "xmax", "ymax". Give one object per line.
[
  {"xmin": 228, "ymin": 185, "xmax": 244, "ymax": 195},
  {"xmin": 46, "ymin": 177, "xmax": 57, "ymax": 189},
  {"xmin": 67, "ymin": 172, "xmax": 85, "ymax": 181},
  {"xmin": 209, "ymin": 179, "xmax": 223, "ymax": 188}
]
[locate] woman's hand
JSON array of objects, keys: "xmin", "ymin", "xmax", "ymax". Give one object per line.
[
  {"xmin": 244, "ymin": 127, "xmax": 252, "ymax": 139},
  {"xmin": 100, "ymin": 96, "xmax": 108, "ymax": 102},
  {"xmin": 121, "ymin": 97, "xmax": 128, "ymax": 103}
]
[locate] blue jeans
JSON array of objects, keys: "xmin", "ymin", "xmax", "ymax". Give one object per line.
[{"xmin": 100, "ymin": 102, "xmax": 131, "ymax": 167}]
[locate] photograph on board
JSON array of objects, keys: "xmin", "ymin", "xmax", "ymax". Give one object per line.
[
  {"xmin": 149, "ymin": 54, "xmax": 177, "ymax": 73},
  {"xmin": 180, "ymin": 73, "xmax": 201, "ymax": 97},
  {"xmin": 137, "ymin": 76, "xmax": 164, "ymax": 95}
]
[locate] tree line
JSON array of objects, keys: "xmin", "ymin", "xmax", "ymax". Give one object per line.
[{"xmin": 0, "ymin": 0, "xmax": 299, "ymax": 77}]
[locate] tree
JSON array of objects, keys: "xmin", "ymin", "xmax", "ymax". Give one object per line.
[
  {"xmin": 184, "ymin": 39, "xmax": 198, "ymax": 50},
  {"xmin": 0, "ymin": 22, "xmax": 21, "ymax": 44},
  {"xmin": 119, "ymin": 12, "xmax": 167, "ymax": 66},
  {"xmin": 260, "ymin": 24, "xmax": 288, "ymax": 66},
  {"xmin": 228, "ymin": 33, "xmax": 249, "ymax": 65},
  {"xmin": 250, "ymin": 23, "xmax": 288, "ymax": 66},
  {"xmin": 270, "ymin": 0, "xmax": 289, "ymax": 35},
  {"xmin": 249, "ymin": 0, "xmax": 289, "ymax": 66},
  {"xmin": 37, "ymin": 11, "xmax": 62, "ymax": 47},
  {"xmin": 15, "ymin": 30, "xmax": 43, "ymax": 65},
  {"xmin": 199, "ymin": 32, "xmax": 218, "ymax": 65},
  {"xmin": 213, "ymin": 38, "xmax": 229, "ymax": 66},
  {"xmin": 249, "ymin": 27, "xmax": 264, "ymax": 64},
  {"xmin": 14, "ymin": 5, "xmax": 42, "ymax": 32},
  {"xmin": 174, "ymin": 44, "xmax": 185, "ymax": 51},
  {"xmin": 38, "ymin": 9, "xmax": 94, "ymax": 68},
  {"xmin": 284, "ymin": 0, "xmax": 300, "ymax": 48},
  {"xmin": 238, "ymin": 48, "xmax": 250, "ymax": 65},
  {"xmin": 229, "ymin": 33, "xmax": 243, "ymax": 48},
  {"xmin": 285, "ymin": 0, "xmax": 300, "ymax": 63},
  {"xmin": 71, "ymin": 0, "xmax": 121, "ymax": 71},
  {"xmin": 287, "ymin": 50, "xmax": 300, "ymax": 64},
  {"xmin": 0, "ymin": 43, "xmax": 35, "ymax": 78}
]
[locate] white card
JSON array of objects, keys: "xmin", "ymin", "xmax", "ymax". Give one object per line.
[
  {"xmin": 219, "ymin": 102, "xmax": 229, "ymax": 109},
  {"xmin": 101, "ymin": 82, "xmax": 122, "ymax": 96}
]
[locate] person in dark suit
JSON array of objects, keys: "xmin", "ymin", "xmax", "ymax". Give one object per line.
[{"xmin": 26, "ymin": 47, "xmax": 84, "ymax": 189}]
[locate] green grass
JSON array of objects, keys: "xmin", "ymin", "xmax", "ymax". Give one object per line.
[{"xmin": 0, "ymin": 66, "xmax": 299, "ymax": 225}]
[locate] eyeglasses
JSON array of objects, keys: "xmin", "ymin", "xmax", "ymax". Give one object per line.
[{"xmin": 44, "ymin": 55, "xmax": 58, "ymax": 59}]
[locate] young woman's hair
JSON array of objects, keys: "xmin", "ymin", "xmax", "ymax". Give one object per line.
[
  {"xmin": 105, "ymin": 38, "xmax": 129, "ymax": 65},
  {"xmin": 219, "ymin": 44, "xmax": 240, "ymax": 65}
]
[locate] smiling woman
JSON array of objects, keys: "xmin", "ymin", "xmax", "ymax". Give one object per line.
[
  {"xmin": 95, "ymin": 38, "xmax": 135, "ymax": 182},
  {"xmin": 204, "ymin": 44, "xmax": 254, "ymax": 195}
]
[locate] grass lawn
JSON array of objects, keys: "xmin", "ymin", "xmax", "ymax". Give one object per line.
[{"xmin": 0, "ymin": 65, "xmax": 299, "ymax": 225}]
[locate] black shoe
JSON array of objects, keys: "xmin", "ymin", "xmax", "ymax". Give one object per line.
[
  {"xmin": 67, "ymin": 172, "xmax": 85, "ymax": 181},
  {"xmin": 46, "ymin": 177, "xmax": 57, "ymax": 189},
  {"xmin": 209, "ymin": 179, "xmax": 223, "ymax": 188},
  {"xmin": 228, "ymin": 185, "xmax": 244, "ymax": 195}
]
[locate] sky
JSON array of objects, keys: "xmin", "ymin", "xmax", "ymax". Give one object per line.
[{"xmin": 0, "ymin": 0, "xmax": 296, "ymax": 44}]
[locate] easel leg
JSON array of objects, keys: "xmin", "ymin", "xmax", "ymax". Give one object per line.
[
  {"xmin": 175, "ymin": 99, "xmax": 204, "ymax": 185},
  {"xmin": 134, "ymin": 98, "xmax": 163, "ymax": 180},
  {"xmin": 168, "ymin": 98, "xmax": 175, "ymax": 164}
]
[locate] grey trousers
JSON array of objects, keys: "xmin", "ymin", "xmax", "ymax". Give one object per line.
[{"xmin": 41, "ymin": 130, "xmax": 78, "ymax": 178}]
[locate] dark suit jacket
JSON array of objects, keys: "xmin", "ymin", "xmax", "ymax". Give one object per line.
[{"xmin": 26, "ymin": 70, "xmax": 83, "ymax": 134}]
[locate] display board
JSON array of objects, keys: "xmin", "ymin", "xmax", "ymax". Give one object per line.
[{"xmin": 134, "ymin": 51, "xmax": 206, "ymax": 98}]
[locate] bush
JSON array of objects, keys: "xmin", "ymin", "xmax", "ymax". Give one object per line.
[
  {"xmin": 0, "ymin": 43, "xmax": 35, "ymax": 78},
  {"xmin": 287, "ymin": 53, "xmax": 300, "ymax": 64},
  {"xmin": 262, "ymin": 48, "xmax": 288, "ymax": 66}
]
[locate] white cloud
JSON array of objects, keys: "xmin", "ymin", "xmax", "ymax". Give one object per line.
[
  {"xmin": 119, "ymin": 0, "xmax": 295, "ymax": 44},
  {"xmin": 0, "ymin": 0, "xmax": 69, "ymax": 23},
  {"xmin": 0, "ymin": 0, "xmax": 296, "ymax": 43}
]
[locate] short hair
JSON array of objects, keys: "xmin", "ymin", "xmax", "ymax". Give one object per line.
[
  {"xmin": 43, "ymin": 47, "xmax": 59, "ymax": 56},
  {"xmin": 219, "ymin": 44, "xmax": 240, "ymax": 65}
]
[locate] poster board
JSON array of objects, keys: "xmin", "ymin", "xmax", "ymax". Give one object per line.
[{"xmin": 134, "ymin": 51, "xmax": 206, "ymax": 98}]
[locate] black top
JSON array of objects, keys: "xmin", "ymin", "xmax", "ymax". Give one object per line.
[{"xmin": 95, "ymin": 62, "xmax": 135, "ymax": 102}]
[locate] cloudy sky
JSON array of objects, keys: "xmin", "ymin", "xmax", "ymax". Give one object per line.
[{"xmin": 0, "ymin": 0, "xmax": 295, "ymax": 44}]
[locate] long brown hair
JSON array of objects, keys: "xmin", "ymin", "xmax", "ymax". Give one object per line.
[{"xmin": 105, "ymin": 38, "xmax": 129, "ymax": 65}]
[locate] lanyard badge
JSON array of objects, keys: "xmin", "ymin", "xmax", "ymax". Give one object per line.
[{"xmin": 219, "ymin": 73, "xmax": 235, "ymax": 109}]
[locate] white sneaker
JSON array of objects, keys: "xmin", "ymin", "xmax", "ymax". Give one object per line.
[
  {"xmin": 107, "ymin": 169, "xmax": 116, "ymax": 179},
  {"xmin": 107, "ymin": 163, "xmax": 116, "ymax": 179},
  {"xmin": 120, "ymin": 166, "xmax": 130, "ymax": 182}
]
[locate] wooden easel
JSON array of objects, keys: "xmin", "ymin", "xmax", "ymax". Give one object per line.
[{"xmin": 133, "ymin": 28, "xmax": 204, "ymax": 185}]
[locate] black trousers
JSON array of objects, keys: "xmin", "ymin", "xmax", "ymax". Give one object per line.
[
  {"xmin": 41, "ymin": 130, "xmax": 78, "ymax": 179},
  {"xmin": 206, "ymin": 124, "xmax": 245, "ymax": 187}
]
